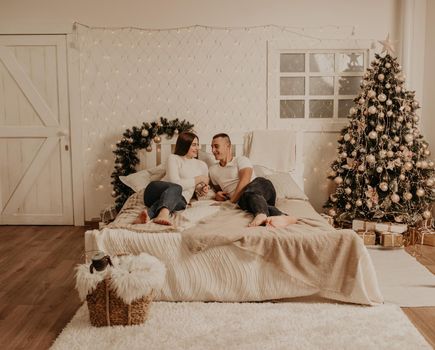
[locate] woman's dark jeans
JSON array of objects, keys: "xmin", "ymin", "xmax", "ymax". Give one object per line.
[
  {"xmin": 237, "ymin": 177, "xmax": 285, "ymax": 217},
  {"xmin": 143, "ymin": 181, "xmax": 187, "ymax": 219}
]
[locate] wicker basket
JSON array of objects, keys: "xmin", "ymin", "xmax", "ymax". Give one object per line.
[{"xmin": 86, "ymin": 278, "xmax": 153, "ymax": 327}]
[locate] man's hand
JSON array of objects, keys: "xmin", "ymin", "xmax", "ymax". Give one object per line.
[{"xmin": 215, "ymin": 191, "xmax": 230, "ymax": 201}]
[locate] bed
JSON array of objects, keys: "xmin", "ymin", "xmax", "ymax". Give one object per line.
[{"xmin": 85, "ymin": 131, "xmax": 383, "ymax": 305}]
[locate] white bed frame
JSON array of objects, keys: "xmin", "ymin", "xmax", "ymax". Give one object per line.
[{"xmin": 135, "ymin": 130, "xmax": 305, "ymax": 190}]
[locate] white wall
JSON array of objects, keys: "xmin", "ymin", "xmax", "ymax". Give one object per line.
[{"xmin": 2, "ymin": 0, "xmax": 430, "ymax": 220}]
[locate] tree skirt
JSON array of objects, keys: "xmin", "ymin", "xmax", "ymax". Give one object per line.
[{"xmin": 51, "ymin": 301, "xmax": 430, "ymax": 350}]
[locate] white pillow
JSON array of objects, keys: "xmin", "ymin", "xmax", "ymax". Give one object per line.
[
  {"xmin": 253, "ymin": 164, "xmax": 274, "ymax": 177},
  {"xmin": 119, "ymin": 164, "xmax": 166, "ymax": 192},
  {"xmin": 264, "ymin": 171, "xmax": 308, "ymax": 201},
  {"xmin": 198, "ymin": 150, "xmax": 217, "ymax": 168}
]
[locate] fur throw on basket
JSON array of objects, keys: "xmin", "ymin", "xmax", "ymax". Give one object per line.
[{"xmin": 75, "ymin": 253, "xmax": 166, "ymax": 304}]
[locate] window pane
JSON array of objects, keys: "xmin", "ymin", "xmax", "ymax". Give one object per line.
[
  {"xmin": 309, "ymin": 100, "xmax": 333, "ymax": 118},
  {"xmin": 309, "ymin": 77, "xmax": 334, "ymax": 95},
  {"xmin": 309, "ymin": 53, "xmax": 334, "ymax": 72},
  {"xmin": 338, "ymin": 76, "xmax": 361, "ymax": 95},
  {"xmin": 280, "ymin": 77, "xmax": 305, "ymax": 95},
  {"xmin": 338, "ymin": 99, "xmax": 354, "ymax": 118},
  {"xmin": 338, "ymin": 52, "xmax": 364, "ymax": 72},
  {"xmin": 280, "ymin": 53, "xmax": 305, "ymax": 72},
  {"xmin": 280, "ymin": 100, "xmax": 304, "ymax": 118}
]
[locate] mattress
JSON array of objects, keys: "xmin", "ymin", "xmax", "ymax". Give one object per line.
[{"xmin": 85, "ymin": 199, "xmax": 383, "ymax": 305}]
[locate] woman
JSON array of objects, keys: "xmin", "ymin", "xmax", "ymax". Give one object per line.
[{"xmin": 133, "ymin": 131, "xmax": 209, "ymax": 225}]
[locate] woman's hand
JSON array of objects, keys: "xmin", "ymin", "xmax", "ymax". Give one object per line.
[{"xmin": 195, "ymin": 175, "xmax": 209, "ymax": 185}]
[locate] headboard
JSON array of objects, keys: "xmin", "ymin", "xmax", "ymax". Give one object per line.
[{"xmin": 135, "ymin": 130, "xmax": 305, "ymax": 190}]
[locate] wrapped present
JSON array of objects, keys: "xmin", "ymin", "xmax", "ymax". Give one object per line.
[
  {"xmin": 375, "ymin": 222, "xmax": 407, "ymax": 234},
  {"xmin": 380, "ymin": 231, "xmax": 404, "ymax": 247},
  {"xmin": 356, "ymin": 230, "xmax": 376, "ymax": 245},
  {"xmin": 352, "ymin": 219, "xmax": 407, "ymax": 234},
  {"xmin": 352, "ymin": 219, "xmax": 376, "ymax": 231}
]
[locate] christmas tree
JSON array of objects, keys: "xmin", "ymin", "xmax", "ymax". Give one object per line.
[{"xmin": 324, "ymin": 36, "xmax": 434, "ymax": 226}]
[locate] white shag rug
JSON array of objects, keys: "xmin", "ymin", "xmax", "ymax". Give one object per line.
[{"xmin": 51, "ymin": 302, "xmax": 430, "ymax": 350}]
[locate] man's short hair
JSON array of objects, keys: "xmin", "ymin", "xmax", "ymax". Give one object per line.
[{"xmin": 212, "ymin": 133, "xmax": 231, "ymax": 145}]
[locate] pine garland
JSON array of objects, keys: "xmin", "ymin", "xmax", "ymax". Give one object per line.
[{"xmin": 110, "ymin": 117, "xmax": 194, "ymax": 210}]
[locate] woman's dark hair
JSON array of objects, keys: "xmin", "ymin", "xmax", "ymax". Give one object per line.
[{"xmin": 174, "ymin": 131, "xmax": 198, "ymax": 156}]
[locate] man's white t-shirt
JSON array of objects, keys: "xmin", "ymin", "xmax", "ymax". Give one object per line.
[
  {"xmin": 163, "ymin": 154, "xmax": 208, "ymax": 202},
  {"xmin": 209, "ymin": 156, "xmax": 256, "ymax": 197}
]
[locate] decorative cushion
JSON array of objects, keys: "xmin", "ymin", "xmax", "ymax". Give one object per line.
[
  {"xmin": 119, "ymin": 164, "xmax": 166, "ymax": 192},
  {"xmin": 264, "ymin": 171, "xmax": 308, "ymax": 200}
]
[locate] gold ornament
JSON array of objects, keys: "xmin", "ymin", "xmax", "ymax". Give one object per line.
[
  {"xmin": 328, "ymin": 209, "xmax": 337, "ymax": 217},
  {"xmin": 345, "ymin": 187, "xmax": 352, "ymax": 194},
  {"xmin": 366, "ymin": 155, "xmax": 376, "ymax": 163},
  {"xmin": 416, "ymin": 188, "xmax": 425, "ymax": 197},
  {"xmin": 386, "ymin": 111, "xmax": 393, "ymax": 117},
  {"xmin": 404, "ymin": 162, "xmax": 413, "ymax": 171},
  {"xmin": 334, "ymin": 176, "xmax": 343, "ymax": 184},
  {"xmin": 395, "ymin": 86, "xmax": 401, "ymax": 93},
  {"xmin": 111, "ymin": 191, "xmax": 117, "ymax": 197},
  {"xmin": 378, "ymin": 93, "xmax": 387, "ymax": 102},
  {"xmin": 146, "ymin": 145, "xmax": 153, "ymax": 152},
  {"xmin": 358, "ymin": 97, "xmax": 365, "ymax": 105},
  {"xmin": 358, "ymin": 164, "xmax": 366, "ymax": 172},
  {"xmin": 385, "ymin": 83, "xmax": 391, "ymax": 89},
  {"xmin": 391, "ymin": 193, "xmax": 400, "ymax": 203},
  {"xmin": 404, "ymin": 192, "xmax": 412, "ymax": 200},
  {"xmin": 141, "ymin": 129, "xmax": 149, "ymax": 137},
  {"xmin": 330, "ymin": 194, "xmax": 337, "ymax": 202},
  {"xmin": 356, "ymin": 199, "xmax": 363, "ymax": 206},
  {"xmin": 376, "ymin": 166, "xmax": 383, "ymax": 173},
  {"xmin": 344, "ymin": 133, "xmax": 351, "ymax": 141},
  {"xmin": 379, "ymin": 112, "xmax": 385, "ymax": 118},
  {"xmin": 422, "ymin": 210, "xmax": 432, "ymax": 219},
  {"xmin": 368, "ymin": 131, "xmax": 378, "ymax": 139},
  {"xmin": 367, "ymin": 90, "xmax": 376, "ymax": 98},
  {"xmin": 421, "ymin": 161, "xmax": 428, "ymax": 169},
  {"xmin": 154, "ymin": 135, "xmax": 161, "ymax": 143},
  {"xmin": 345, "ymin": 203, "xmax": 351, "ymax": 210},
  {"xmin": 385, "ymin": 62, "xmax": 391, "ymax": 68},
  {"xmin": 378, "ymin": 73, "xmax": 385, "ymax": 81},
  {"xmin": 426, "ymin": 179, "xmax": 434, "ymax": 187},
  {"xmin": 386, "ymin": 99, "xmax": 392, "ymax": 106},
  {"xmin": 379, "ymin": 182, "xmax": 388, "ymax": 191}
]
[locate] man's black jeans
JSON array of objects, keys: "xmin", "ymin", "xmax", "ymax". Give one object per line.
[{"xmin": 237, "ymin": 177, "xmax": 285, "ymax": 217}]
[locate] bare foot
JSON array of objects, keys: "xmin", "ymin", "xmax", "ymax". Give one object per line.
[
  {"xmin": 248, "ymin": 213, "xmax": 267, "ymax": 227},
  {"xmin": 265, "ymin": 215, "xmax": 297, "ymax": 228},
  {"xmin": 153, "ymin": 208, "xmax": 172, "ymax": 226},
  {"xmin": 133, "ymin": 210, "xmax": 149, "ymax": 224}
]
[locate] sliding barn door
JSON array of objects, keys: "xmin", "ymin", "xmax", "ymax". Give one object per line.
[{"xmin": 0, "ymin": 35, "xmax": 73, "ymax": 224}]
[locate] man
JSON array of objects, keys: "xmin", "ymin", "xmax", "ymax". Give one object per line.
[{"xmin": 209, "ymin": 133, "xmax": 297, "ymax": 227}]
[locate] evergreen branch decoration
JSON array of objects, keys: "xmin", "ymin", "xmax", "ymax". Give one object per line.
[
  {"xmin": 324, "ymin": 51, "xmax": 434, "ymax": 226},
  {"xmin": 110, "ymin": 117, "xmax": 194, "ymax": 210}
]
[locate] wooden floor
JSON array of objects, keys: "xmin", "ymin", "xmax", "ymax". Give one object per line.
[{"xmin": 0, "ymin": 226, "xmax": 434, "ymax": 349}]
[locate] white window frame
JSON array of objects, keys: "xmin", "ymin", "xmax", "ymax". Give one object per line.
[{"xmin": 267, "ymin": 40, "xmax": 375, "ymax": 132}]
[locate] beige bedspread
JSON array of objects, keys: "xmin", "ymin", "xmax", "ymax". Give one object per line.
[{"xmin": 183, "ymin": 199, "xmax": 366, "ymax": 297}]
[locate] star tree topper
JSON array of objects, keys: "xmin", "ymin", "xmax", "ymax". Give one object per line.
[{"xmin": 378, "ymin": 33, "xmax": 397, "ymax": 55}]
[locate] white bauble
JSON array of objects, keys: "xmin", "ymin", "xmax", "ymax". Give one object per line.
[
  {"xmin": 405, "ymin": 105, "xmax": 411, "ymax": 112},
  {"xmin": 356, "ymin": 199, "xmax": 363, "ymax": 206},
  {"xmin": 397, "ymin": 116, "xmax": 403, "ymax": 122},
  {"xmin": 391, "ymin": 194, "xmax": 400, "ymax": 203},
  {"xmin": 413, "ymin": 115, "xmax": 420, "ymax": 122},
  {"xmin": 379, "ymin": 150, "xmax": 387, "ymax": 158},
  {"xmin": 386, "ymin": 99, "xmax": 392, "ymax": 106},
  {"xmin": 378, "ymin": 73, "xmax": 385, "ymax": 81},
  {"xmin": 368, "ymin": 106, "xmax": 377, "ymax": 114},
  {"xmin": 429, "ymin": 161, "xmax": 434, "ymax": 168},
  {"xmin": 141, "ymin": 129, "xmax": 149, "ymax": 137},
  {"xmin": 350, "ymin": 139, "xmax": 356, "ymax": 144},
  {"xmin": 359, "ymin": 97, "xmax": 365, "ymax": 105},
  {"xmin": 424, "ymin": 149, "xmax": 431, "ymax": 156},
  {"xmin": 394, "ymin": 136, "xmax": 400, "ymax": 142},
  {"xmin": 421, "ymin": 161, "xmax": 428, "ymax": 169},
  {"xmin": 416, "ymin": 188, "xmax": 425, "ymax": 197},
  {"xmin": 368, "ymin": 131, "xmax": 378, "ymax": 139},
  {"xmin": 376, "ymin": 166, "xmax": 383, "ymax": 173},
  {"xmin": 426, "ymin": 178, "xmax": 434, "ymax": 187},
  {"xmin": 367, "ymin": 90, "xmax": 376, "ymax": 98},
  {"xmin": 406, "ymin": 122, "xmax": 412, "ymax": 128},
  {"xmin": 328, "ymin": 209, "xmax": 337, "ymax": 217},
  {"xmin": 330, "ymin": 194, "xmax": 337, "ymax": 202},
  {"xmin": 378, "ymin": 94, "xmax": 387, "ymax": 102},
  {"xmin": 349, "ymin": 107, "xmax": 357, "ymax": 115},
  {"xmin": 345, "ymin": 203, "xmax": 351, "ymax": 210},
  {"xmin": 385, "ymin": 83, "xmax": 391, "ymax": 89},
  {"xmin": 395, "ymin": 86, "xmax": 401, "ymax": 93},
  {"xmin": 334, "ymin": 176, "xmax": 343, "ymax": 184},
  {"xmin": 379, "ymin": 112, "xmax": 385, "ymax": 118},
  {"xmin": 375, "ymin": 124, "xmax": 384, "ymax": 132},
  {"xmin": 358, "ymin": 164, "xmax": 366, "ymax": 172},
  {"xmin": 385, "ymin": 62, "xmax": 391, "ymax": 68},
  {"xmin": 387, "ymin": 111, "xmax": 393, "ymax": 117},
  {"xmin": 341, "ymin": 152, "xmax": 348, "ymax": 158},
  {"xmin": 379, "ymin": 182, "xmax": 388, "ymax": 191},
  {"xmin": 404, "ymin": 162, "xmax": 413, "ymax": 171},
  {"xmin": 366, "ymin": 155, "xmax": 376, "ymax": 163},
  {"xmin": 423, "ymin": 210, "xmax": 432, "ymax": 219},
  {"xmin": 404, "ymin": 192, "xmax": 413, "ymax": 200},
  {"xmin": 404, "ymin": 134, "xmax": 414, "ymax": 143},
  {"xmin": 395, "ymin": 215, "xmax": 404, "ymax": 223},
  {"xmin": 345, "ymin": 187, "xmax": 352, "ymax": 195},
  {"xmin": 344, "ymin": 133, "xmax": 351, "ymax": 141},
  {"xmin": 351, "ymin": 151, "xmax": 357, "ymax": 157},
  {"xmin": 412, "ymin": 101, "xmax": 419, "ymax": 108},
  {"xmin": 111, "ymin": 191, "xmax": 117, "ymax": 197},
  {"xmin": 416, "ymin": 161, "xmax": 422, "ymax": 168},
  {"xmin": 387, "ymin": 150, "xmax": 394, "ymax": 158},
  {"xmin": 399, "ymin": 174, "xmax": 406, "ymax": 180}
]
